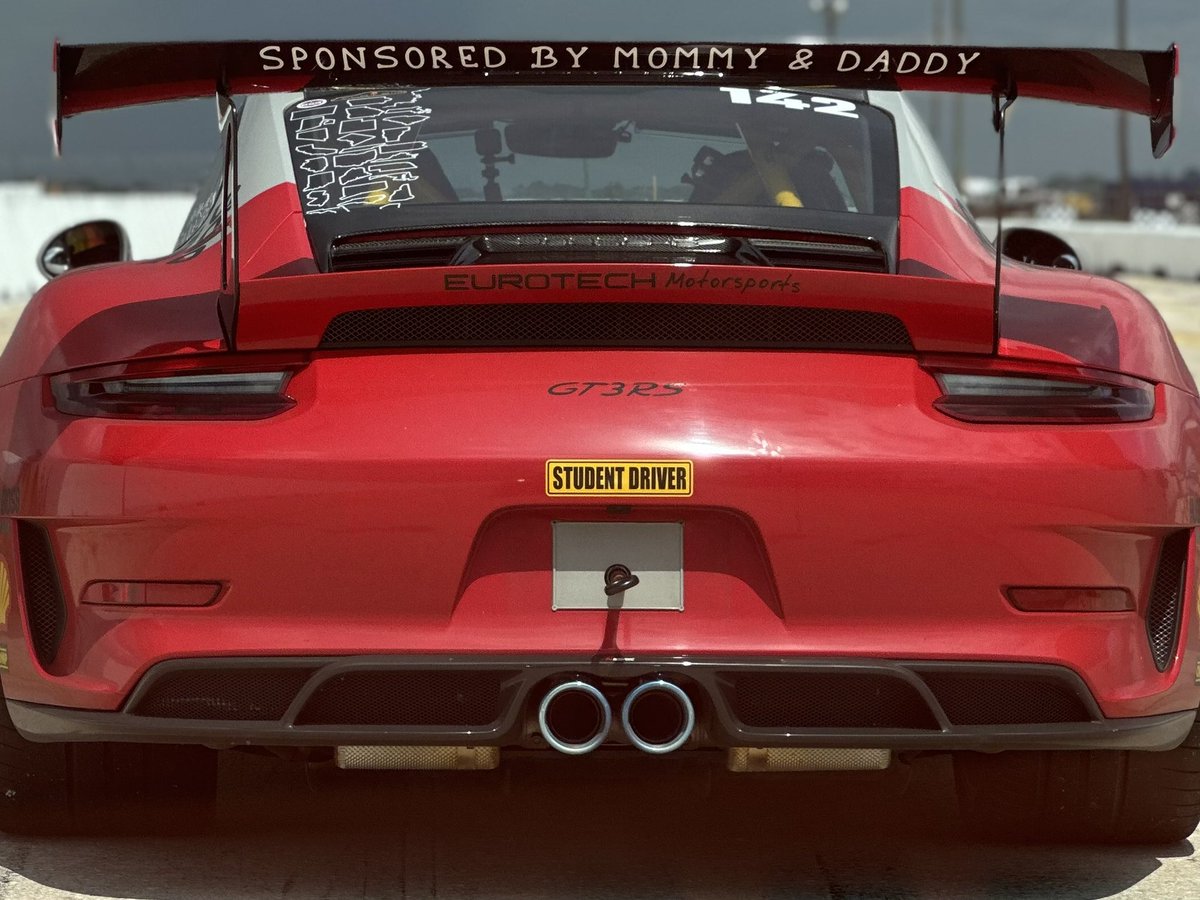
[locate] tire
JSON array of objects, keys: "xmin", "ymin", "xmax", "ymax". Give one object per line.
[
  {"xmin": 0, "ymin": 685, "xmax": 218, "ymax": 835},
  {"xmin": 954, "ymin": 719, "xmax": 1200, "ymax": 844}
]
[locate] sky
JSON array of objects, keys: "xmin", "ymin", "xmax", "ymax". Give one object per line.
[{"xmin": 1, "ymin": 0, "xmax": 1197, "ymax": 188}]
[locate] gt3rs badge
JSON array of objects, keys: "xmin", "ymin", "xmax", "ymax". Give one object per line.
[{"xmin": 546, "ymin": 460, "xmax": 693, "ymax": 497}]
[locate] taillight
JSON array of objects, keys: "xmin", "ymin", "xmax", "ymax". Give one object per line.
[
  {"xmin": 51, "ymin": 363, "xmax": 301, "ymax": 419},
  {"xmin": 927, "ymin": 365, "xmax": 1155, "ymax": 424}
]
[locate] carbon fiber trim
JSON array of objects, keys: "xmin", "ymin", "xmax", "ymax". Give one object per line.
[
  {"xmin": 9, "ymin": 662, "xmax": 1190, "ymax": 753},
  {"xmin": 7, "ymin": 655, "xmax": 1179, "ymax": 752},
  {"xmin": 115, "ymin": 657, "xmax": 1109, "ymax": 741},
  {"xmin": 327, "ymin": 233, "xmax": 889, "ymax": 274}
]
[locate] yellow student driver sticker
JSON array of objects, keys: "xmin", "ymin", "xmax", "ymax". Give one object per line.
[{"xmin": 545, "ymin": 460, "xmax": 693, "ymax": 497}]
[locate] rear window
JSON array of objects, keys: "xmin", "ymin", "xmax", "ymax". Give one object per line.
[{"xmin": 283, "ymin": 85, "xmax": 898, "ymax": 222}]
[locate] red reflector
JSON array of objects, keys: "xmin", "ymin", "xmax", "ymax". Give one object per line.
[
  {"xmin": 81, "ymin": 581, "xmax": 222, "ymax": 607},
  {"xmin": 1006, "ymin": 587, "xmax": 1134, "ymax": 612}
]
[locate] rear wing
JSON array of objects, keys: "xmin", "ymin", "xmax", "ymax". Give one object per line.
[
  {"xmin": 51, "ymin": 39, "xmax": 1180, "ymax": 354},
  {"xmin": 55, "ymin": 40, "xmax": 1177, "ymax": 156}
]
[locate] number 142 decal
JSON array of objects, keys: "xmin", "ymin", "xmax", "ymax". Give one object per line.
[{"xmin": 719, "ymin": 88, "xmax": 859, "ymax": 119}]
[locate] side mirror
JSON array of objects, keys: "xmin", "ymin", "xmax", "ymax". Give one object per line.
[
  {"xmin": 38, "ymin": 220, "xmax": 131, "ymax": 279},
  {"xmin": 1000, "ymin": 227, "xmax": 1082, "ymax": 271}
]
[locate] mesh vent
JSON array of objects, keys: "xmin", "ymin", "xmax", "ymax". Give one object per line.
[
  {"xmin": 336, "ymin": 745, "xmax": 500, "ymax": 770},
  {"xmin": 16, "ymin": 521, "xmax": 66, "ymax": 668},
  {"xmin": 731, "ymin": 672, "xmax": 939, "ymax": 730},
  {"xmin": 320, "ymin": 303, "xmax": 913, "ymax": 351},
  {"xmin": 920, "ymin": 672, "xmax": 1093, "ymax": 725},
  {"xmin": 1147, "ymin": 530, "xmax": 1190, "ymax": 672},
  {"xmin": 295, "ymin": 670, "xmax": 511, "ymax": 727},
  {"xmin": 130, "ymin": 668, "xmax": 315, "ymax": 720}
]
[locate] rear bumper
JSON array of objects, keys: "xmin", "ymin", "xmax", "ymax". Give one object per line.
[
  {"xmin": 2, "ymin": 351, "xmax": 1199, "ymax": 720},
  {"xmin": 8, "ymin": 656, "xmax": 1197, "ymax": 753}
]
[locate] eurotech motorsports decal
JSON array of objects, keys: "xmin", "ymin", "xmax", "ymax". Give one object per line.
[
  {"xmin": 546, "ymin": 460, "xmax": 693, "ymax": 497},
  {"xmin": 444, "ymin": 270, "xmax": 806, "ymax": 295}
]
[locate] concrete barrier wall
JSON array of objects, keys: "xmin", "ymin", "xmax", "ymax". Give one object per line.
[
  {"xmin": 4, "ymin": 184, "xmax": 1198, "ymax": 306},
  {"xmin": 0, "ymin": 183, "xmax": 194, "ymax": 303},
  {"xmin": 980, "ymin": 217, "xmax": 1200, "ymax": 282}
]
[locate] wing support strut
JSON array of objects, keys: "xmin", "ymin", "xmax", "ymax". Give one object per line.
[
  {"xmin": 990, "ymin": 77, "xmax": 1018, "ymax": 354},
  {"xmin": 216, "ymin": 91, "xmax": 240, "ymax": 350}
]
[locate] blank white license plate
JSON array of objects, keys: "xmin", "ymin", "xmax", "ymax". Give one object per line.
[{"xmin": 552, "ymin": 522, "xmax": 683, "ymax": 611}]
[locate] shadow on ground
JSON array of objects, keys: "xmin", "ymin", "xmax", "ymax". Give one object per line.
[{"xmin": 1, "ymin": 753, "xmax": 1191, "ymax": 899}]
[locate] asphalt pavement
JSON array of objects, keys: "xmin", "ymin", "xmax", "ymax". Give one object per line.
[{"xmin": 1123, "ymin": 276, "xmax": 1200, "ymax": 377}]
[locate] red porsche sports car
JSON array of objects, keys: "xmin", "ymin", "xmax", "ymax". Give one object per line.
[{"xmin": 0, "ymin": 40, "xmax": 1196, "ymax": 840}]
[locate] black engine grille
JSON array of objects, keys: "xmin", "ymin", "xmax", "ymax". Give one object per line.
[
  {"xmin": 728, "ymin": 669, "xmax": 1096, "ymax": 731},
  {"xmin": 319, "ymin": 302, "xmax": 913, "ymax": 352},
  {"xmin": 294, "ymin": 670, "xmax": 512, "ymax": 727},
  {"xmin": 16, "ymin": 521, "xmax": 67, "ymax": 669},
  {"xmin": 129, "ymin": 667, "xmax": 511, "ymax": 726},
  {"xmin": 130, "ymin": 668, "xmax": 317, "ymax": 720},
  {"xmin": 918, "ymin": 671, "xmax": 1094, "ymax": 726},
  {"xmin": 1147, "ymin": 530, "xmax": 1190, "ymax": 672},
  {"xmin": 731, "ymin": 672, "xmax": 940, "ymax": 730}
]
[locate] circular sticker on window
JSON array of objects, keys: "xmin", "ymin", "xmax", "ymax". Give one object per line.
[{"xmin": 297, "ymin": 99, "xmax": 328, "ymax": 109}]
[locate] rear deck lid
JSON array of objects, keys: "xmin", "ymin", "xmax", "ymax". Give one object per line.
[{"xmin": 235, "ymin": 263, "xmax": 995, "ymax": 354}]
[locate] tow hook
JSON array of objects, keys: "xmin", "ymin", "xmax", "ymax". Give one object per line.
[{"xmin": 603, "ymin": 564, "xmax": 639, "ymax": 596}]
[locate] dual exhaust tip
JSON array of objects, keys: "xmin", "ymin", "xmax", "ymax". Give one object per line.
[{"xmin": 537, "ymin": 678, "xmax": 695, "ymax": 756}]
